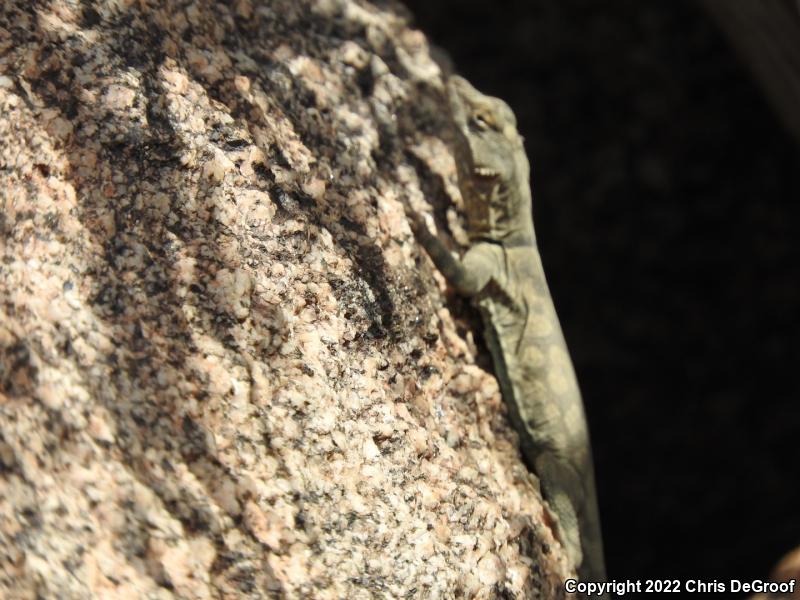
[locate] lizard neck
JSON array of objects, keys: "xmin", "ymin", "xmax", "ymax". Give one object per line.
[{"xmin": 464, "ymin": 182, "xmax": 537, "ymax": 247}]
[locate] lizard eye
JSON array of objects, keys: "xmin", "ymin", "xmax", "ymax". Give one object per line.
[{"xmin": 470, "ymin": 113, "xmax": 493, "ymax": 131}]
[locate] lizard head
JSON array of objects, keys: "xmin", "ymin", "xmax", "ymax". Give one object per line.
[{"xmin": 447, "ymin": 76, "xmax": 534, "ymax": 244}]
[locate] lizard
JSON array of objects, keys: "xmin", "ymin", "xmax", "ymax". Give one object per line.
[{"xmin": 410, "ymin": 75, "xmax": 607, "ymax": 588}]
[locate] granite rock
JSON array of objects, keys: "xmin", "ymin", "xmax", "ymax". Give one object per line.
[{"xmin": 0, "ymin": 1, "xmax": 571, "ymax": 597}]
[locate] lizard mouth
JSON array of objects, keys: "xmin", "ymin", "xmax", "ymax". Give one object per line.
[{"xmin": 473, "ymin": 166, "xmax": 500, "ymax": 179}]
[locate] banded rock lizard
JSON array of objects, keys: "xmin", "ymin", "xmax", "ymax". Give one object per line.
[{"xmin": 411, "ymin": 75, "xmax": 607, "ymax": 588}]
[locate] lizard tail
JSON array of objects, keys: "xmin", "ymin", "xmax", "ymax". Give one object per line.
[{"xmin": 534, "ymin": 453, "xmax": 608, "ymax": 586}]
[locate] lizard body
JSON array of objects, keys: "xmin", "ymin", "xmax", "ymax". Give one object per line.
[{"xmin": 412, "ymin": 76, "xmax": 607, "ymax": 586}]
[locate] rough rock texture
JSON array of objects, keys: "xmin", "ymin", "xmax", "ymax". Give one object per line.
[{"xmin": 0, "ymin": 0, "xmax": 572, "ymax": 598}]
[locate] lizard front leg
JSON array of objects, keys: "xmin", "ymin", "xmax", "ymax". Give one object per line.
[{"xmin": 410, "ymin": 212, "xmax": 496, "ymax": 296}]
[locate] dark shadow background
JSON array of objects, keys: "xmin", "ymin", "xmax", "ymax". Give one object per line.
[{"xmin": 402, "ymin": 0, "xmax": 800, "ymax": 584}]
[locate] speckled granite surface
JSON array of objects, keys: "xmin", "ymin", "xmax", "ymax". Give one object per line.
[{"xmin": 0, "ymin": 1, "xmax": 571, "ymax": 597}]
